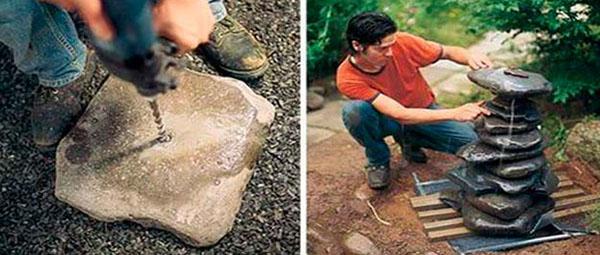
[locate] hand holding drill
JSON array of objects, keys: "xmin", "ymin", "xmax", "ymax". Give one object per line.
[{"xmin": 40, "ymin": 0, "xmax": 215, "ymax": 52}]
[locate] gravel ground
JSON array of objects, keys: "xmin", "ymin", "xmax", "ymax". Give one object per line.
[{"xmin": 0, "ymin": 0, "xmax": 300, "ymax": 254}]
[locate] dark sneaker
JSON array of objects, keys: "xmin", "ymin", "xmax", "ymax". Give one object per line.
[
  {"xmin": 402, "ymin": 145, "xmax": 428, "ymax": 163},
  {"xmin": 31, "ymin": 52, "xmax": 97, "ymax": 150},
  {"xmin": 365, "ymin": 164, "xmax": 390, "ymax": 190},
  {"xmin": 197, "ymin": 15, "xmax": 268, "ymax": 80}
]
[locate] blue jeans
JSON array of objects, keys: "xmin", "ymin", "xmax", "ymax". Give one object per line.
[
  {"xmin": 0, "ymin": 0, "xmax": 226, "ymax": 88},
  {"xmin": 342, "ymin": 100, "xmax": 478, "ymax": 167},
  {"xmin": 0, "ymin": 0, "xmax": 87, "ymax": 88}
]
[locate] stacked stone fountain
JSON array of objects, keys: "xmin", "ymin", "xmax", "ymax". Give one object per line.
[{"xmin": 441, "ymin": 68, "xmax": 559, "ymax": 236}]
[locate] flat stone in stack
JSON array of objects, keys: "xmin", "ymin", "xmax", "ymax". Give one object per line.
[
  {"xmin": 474, "ymin": 116, "xmax": 540, "ymax": 135},
  {"xmin": 443, "ymin": 68, "xmax": 555, "ymax": 236}
]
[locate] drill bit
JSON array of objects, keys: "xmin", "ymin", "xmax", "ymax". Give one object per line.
[{"xmin": 148, "ymin": 99, "xmax": 171, "ymax": 143}]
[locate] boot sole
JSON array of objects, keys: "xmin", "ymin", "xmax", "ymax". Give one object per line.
[
  {"xmin": 35, "ymin": 143, "xmax": 57, "ymax": 154},
  {"xmin": 368, "ymin": 182, "xmax": 389, "ymax": 190},
  {"xmin": 215, "ymin": 60, "xmax": 269, "ymax": 81}
]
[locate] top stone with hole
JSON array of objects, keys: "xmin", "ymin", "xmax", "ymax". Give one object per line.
[{"xmin": 467, "ymin": 68, "xmax": 552, "ymax": 97}]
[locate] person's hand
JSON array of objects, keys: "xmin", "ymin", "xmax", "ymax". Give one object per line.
[
  {"xmin": 41, "ymin": 0, "xmax": 115, "ymax": 41},
  {"xmin": 152, "ymin": 0, "xmax": 215, "ymax": 53},
  {"xmin": 451, "ymin": 101, "xmax": 491, "ymax": 122},
  {"xmin": 467, "ymin": 52, "xmax": 492, "ymax": 70},
  {"xmin": 41, "ymin": 0, "xmax": 215, "ymax": 53}
]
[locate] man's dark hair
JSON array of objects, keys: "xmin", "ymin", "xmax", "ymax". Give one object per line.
[{"xmin": 346, "ymin": 12, "xmax": 398, "ymax": 54}]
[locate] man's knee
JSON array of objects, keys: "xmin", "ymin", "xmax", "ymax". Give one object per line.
[
  {"xmin": 342, "ymin": 100, "xmax": 376, "ymax": 129},
  {"xmin": 451, "ymin": 123, "xmax": 478, "ymax": 152}
]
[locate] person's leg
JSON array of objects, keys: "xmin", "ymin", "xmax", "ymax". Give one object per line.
[
  {"xmin": 0, "ymin": 0, "xmax": 87, "ymax": 87},
  {"xmin": 404, "ymin": 104, "xmax": 478, "ymax": 154},
  {"xmin": 342, "ymin": 100, "xmax": 402, "ymax": 167},
  {"xmin": 198, "ymin": 0, "xmax": 268, "ymax": 81},
  {"xmin": 0, "ymin": 0, "xmax": 93, "ymax": 149},
  {"xmin": 342, "ymin": 100, "xmax": 402, "ymax": 189}
]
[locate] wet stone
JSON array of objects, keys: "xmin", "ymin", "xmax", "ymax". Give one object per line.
[
  {"xmin": 484, "ymin": 101, "xmax": 541, "ymax": 123},
  {"xmin": 467, "ymin": 68, "xmax": 552, "ymax": 98},
  {"xmin": 474, "ymin": 115, "xmax": 539, "ymax": 135},
  {"xmin": 490, "ymin": 97, "xmax": 535, "ymax": 112},
  {"xmin": 457, "ymin": 140, "xmax": 546, "ymax": 164},
  {"xmin": 480, "ymin": 155, "xmax": 546, "ymax": 179},
  {"xmin": 439, "ymin": 189, "xmax": 464, "ymax": 211},
  {"xmin": 446, "ymin": 164, "xmax": 558, "ymax": 196},
  {"xmin": 55, "ymin": 71, "xmax": 275, "ymax": 247},
  {"xmin": 465, "ymin": 193, "xmax": 533, "ymax": 220},
  {"xmin": 479, "ymin": 129, "xmax": 543, "ymax": 151},
  {"xmin": 462, "ymin": 196, "xmax": 555, "ymax": 236}
]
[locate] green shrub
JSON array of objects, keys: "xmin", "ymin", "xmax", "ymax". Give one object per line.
[
  {"xmin": 307, "ymin": 0, "xmax": 378, "ymax": 81},
  {"xmin": 450, "ymin": 0, "xmax": 600, "ymax": 104}
]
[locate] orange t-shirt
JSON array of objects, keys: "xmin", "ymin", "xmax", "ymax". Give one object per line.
[{"xmin": 336, "ymin": 32, "xmax": 443, "ymax": 108}]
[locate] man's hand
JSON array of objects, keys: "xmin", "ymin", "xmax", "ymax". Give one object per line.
[
  {"xmin": 451, "ymin": 101, "xmax": 491, "ymax": 122},
  {"xmin": 41, "ymin": 0, "xmax": 114, "ymax": 41},
  {"xmin": 467, "ymin": 52, "xmax": 492, "ymax": 70},
  {"xmin": 152, "ymin": 0, "xmax": 215, "ymax": 52},
  {"xmin": 40, "ymin": 0, "xmax": 215, "ymax": 52}
]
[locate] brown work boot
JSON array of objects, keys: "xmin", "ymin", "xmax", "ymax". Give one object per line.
[
  {"xmin": 31, "ymin": 52, "xmax": 97, "ymax": 150},
  {"xmin": 197, "ymin": 15, "xmax": 268, "ymax": 80},
  {"xmin": 365, "ymin": 164, "xmax": 391, "ymax": 190}
]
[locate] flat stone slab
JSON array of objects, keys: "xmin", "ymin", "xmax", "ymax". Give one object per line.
[
  {"xmin": 489, "ymin": 97, "xmax": 535, "ymax": 112},
  {"xmin": 462, "ymin": 196, "xmax": 555, "ymax": 236},
  {"xmin": 480, "ymin": 155, "xmax": 546, "ymax": 179},
  {"xmin": 484, "ymin": 101, "xmax": 541, "ymax": 123},
  {"xmin": 479, "ymin": 129, "xmax": 543, "ymax": 151},
  {"xmin": 55, "ymin": 70, "xmax": 275, "ymax": 247},
  {"xmin": 465, "ymin": 193, "xmax": 534, "ymax": 221},
  {"xmin": 474, "ymin": 115, "xmax": 539, "ymax": 135},
  {"xmin": 446, "ymin": 164, "xmax": 558, "ymax": 196},
  {"xmin": 467, "ymin": 68, "xmax": 552, "ymax": 98},
  {"xmin": 457, "ymin": 140, "xmax": 546, "ymax": 164}
]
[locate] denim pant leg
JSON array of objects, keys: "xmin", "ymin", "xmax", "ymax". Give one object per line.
[
  {"xmin": 0, "ymin": 0, "xmax": 86, "ymax": 88},
  {"xmin": 404, "ymin": 104, "xmax": 478, "ymax": 154},
  {"xmin": 342, "ymin": 100, "xmax": 402, "ymax": 167},
  {"xmin": 208, "ymin": 0, "xmax": 228, "ymax": 22}
]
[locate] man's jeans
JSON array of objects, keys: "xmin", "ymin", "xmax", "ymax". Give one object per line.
[
  {"xmin": 0, "ymin": 0, "xmax": 226, "ymax": 88},
  {"xmin": 342, "ymin": 100, "xmax": 478, "ymax": 167}
]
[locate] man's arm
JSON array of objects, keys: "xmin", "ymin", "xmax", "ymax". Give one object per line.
[
  {"xmin": 441, "ymin": 45, "xmax": 492, "ymax": 70},
  {"xmin": 371, "ymin": 94, "xmax": 490, "ymax": 125}
]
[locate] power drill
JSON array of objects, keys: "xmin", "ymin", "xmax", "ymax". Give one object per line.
[{"xmin": 92, "ymin": 0, "xmax": 181, "ymax": 142}]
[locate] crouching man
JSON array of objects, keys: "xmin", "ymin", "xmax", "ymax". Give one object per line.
[{"xmin": 337, "ymin": 12, "xmax": 492, "ymax": 189}]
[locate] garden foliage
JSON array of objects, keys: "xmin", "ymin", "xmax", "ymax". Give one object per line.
[
  {"xmin": 451, "ymin": 0, "xmax": 600, "ymax": 104},
  {"xmin": 307, "ymin": 0, "xmax": 378, "ymax": 80}
]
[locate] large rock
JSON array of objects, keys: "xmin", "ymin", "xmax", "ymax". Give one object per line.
[
  {"xmin": 55, "ymin": 70, "xmax": 275, "ymax": 247},
  {"xmin": 462, "ymin": 196, "xmax": 555, "ymax": 236},
  {"xmin": 566, "ymin": 120, "xmax": 600, "ymax": 179},
  {"xmin": 465, "ymin": 193, "xmax": 533, "ymax": 220}
]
